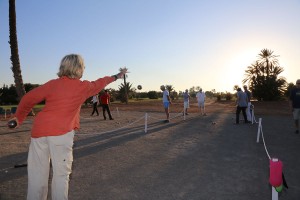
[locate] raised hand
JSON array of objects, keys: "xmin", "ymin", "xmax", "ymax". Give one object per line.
[{"xmin": 117, "ymin": 67, "xmax": 128, "ymax": 79}]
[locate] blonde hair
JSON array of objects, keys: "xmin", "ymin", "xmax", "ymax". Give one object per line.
[{"xmin": 57, "ymin": 54, "xmax": 85, "ymax": 79}]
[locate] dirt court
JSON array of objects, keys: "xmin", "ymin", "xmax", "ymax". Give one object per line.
[{"xmin": 0, "ymin": 100, "xmax": 300, "ymax": 200}]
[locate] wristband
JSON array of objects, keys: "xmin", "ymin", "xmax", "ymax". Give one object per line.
[{"xmin": 111, "ymin": 75, "xmax": 118, "ymax": 80}]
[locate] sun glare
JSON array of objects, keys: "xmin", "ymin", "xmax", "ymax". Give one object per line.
[{"xmin": 221, "ymin": 50, "xmax": 258, "ymax": 92}]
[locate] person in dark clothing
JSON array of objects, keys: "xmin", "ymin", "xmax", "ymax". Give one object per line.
[
  {"xmin": 236, "ymin": 87, "xmax": 249, "ymax": 124},
  {"xmin": 90, "ymin": 94, "xmax": 99, "ymax": 116},
  {"xmin": 290, "ymin": 79, "xmax": 300, "ymax": 134},
  {"xmin": 100, "ymin": 90, "xmax": 113, "ymax": 120}
]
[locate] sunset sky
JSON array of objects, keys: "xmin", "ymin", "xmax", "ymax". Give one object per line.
[{"xmin": 1, "ymin": 0, "xmax": 299, "ymax": 93}]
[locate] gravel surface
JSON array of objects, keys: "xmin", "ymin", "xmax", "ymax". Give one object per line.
[{"xmin": 0, "ymin": 100, "xmax": 299, "ymax": 200}]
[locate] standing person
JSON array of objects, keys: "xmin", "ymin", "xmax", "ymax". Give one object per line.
[
  {"xmin": 8, "ymin": 54, "xmax": 127, "ymax": 200},
  {"xmin": 100, "ymin": 89, "xmax": 114, "ymax": 120},
  {"xmin": 290, "ymin": 79, "xmax": 300, "ymax": 134},
  {"xmin": 243, "ymin": 85, "xmax": 252, "ymax": 121},
  {"xmin": 183, "ymin": 89, "xmax": 190, "ymax": 115},
  {"xmin": 161, "ymin": 85, "xmax": 171, "ymax": 122},
  {"xmin": 196, "ymin": 89, "xmax": 206, "ymax": 116},
  {"xmin": 235, "ymin": 87, "xmax": 249, "ymax": 124},
  {"xmin": 90, "ymin": 94, "xmax": 99, "ymax": 116}
]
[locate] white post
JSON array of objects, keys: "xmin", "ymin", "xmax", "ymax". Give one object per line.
[
  {"xmin": 272, "ymin": 187, "xmax": 278, "ymax": 200},
  {"xmin": 256, "ymin": 118, "xmax": 262, "ymax": 143},
  {"xmin": 116, "ymin": 107, "xmax": 120, "ymax": 117},
  {"xmin": 144, "ymin": 113, "xmax": 148, "ymax": 133}
]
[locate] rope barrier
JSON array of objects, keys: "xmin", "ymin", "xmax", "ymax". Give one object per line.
[
  {"xmin": 147, "ymin": 114, "xmax": 165, "ymax": 121},
  {"xmin": 148, "ymin": 109, "xmax": 185, "ymax": 121},
  {"xmin": 256, "ymin": 118, "xmax": 271, "ymax": 160},
  {"xmin": 170, "ymin": 109, "xmax": 185, "ymax": 120},
  {"xmin": 256, "ymin": 117, "xmax": 283, "ymax": 200},
  {"xmin": 251, "ymin": 105, "xmax": 258, "ymax": 124},
  {"xmin": 0, "ymin": 108, "xmax": 204, "ymax": 173}
]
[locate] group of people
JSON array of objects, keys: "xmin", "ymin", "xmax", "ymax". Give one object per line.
[
  {"xmin": 235, "ymin": 82, "xmax": 300, "ymax": 133},
  {"xmin": 93, "ymin": 80, "xmax": 300, "ymax": 135},
  {"xmin": 6, "ymin": 52, "xmax": 300, "ymax": 200},
  {"xmin": 160, "ymin": 86, "xmax": 206, "ymax": 123},
  {"xmin": 90, "ymin": 90, "xmax": 114, "ymax": 120},
  {"xmin": 160, "ymin": 84, "xmax": 252, "ymax": 125}
]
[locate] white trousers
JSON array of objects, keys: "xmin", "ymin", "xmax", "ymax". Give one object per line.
[
  {"xmin": 27, "ymin": 131, "xmax": 74, "ymax": 200},
  {"xmin": 246, "ymin": 102, "xmax": 251, "ymax": 121}
]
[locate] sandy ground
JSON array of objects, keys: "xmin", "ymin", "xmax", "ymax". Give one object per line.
[{"xmin": 0, "ymin": 100, "xmax": 299, "ymax": 200}]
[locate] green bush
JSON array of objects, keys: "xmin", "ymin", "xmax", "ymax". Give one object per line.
[{"xmin": 147, "ymin": 91, "xmax": 158, "ymax": 99}]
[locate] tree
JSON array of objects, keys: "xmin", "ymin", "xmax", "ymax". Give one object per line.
[
  {"xmin": 165, "ymin": 85, "xmax": 175, "ymax": 100},
  {"xmin": 106, "ymin": 88, "xmax": 117, "ymax": 102},
  {"xmin": 147, "ymin": 91, "xmax": 159, "ymax": 99},
  {"xmin": 0, "ymin": 84, "xmax": 18, "ymax": 105},
  {"xmin": 165, "ymin": 85, "xmax": 174, "ymax": 93},
  {"xmin": 189, "ymin": 86, "xmax": 201, "ymax": 98},
  {"xmin": 0, "ymin": 83, "xmax": 41, "ymax": 105},
  {"xmin": 243, "ymin": 49, "xmax": 287, "ymax": 101},
  {"xmin": 285, "ymin": 82, "xmax": 295, "ymax": 97},
  {"xmin": 233, "ymin": 85, "xmax": 239, "ymax": 91},
  {"xmin": 119, "ymin": 67, "xmax": 129, "ymax": 104},
  {"xmin": 118, "ymin": 82, "xmax": 133, "ymax": 103},
  {"xmin": 8, "ymin": 1, "xmax": 35, "ymax": 115},
  {"xmin": 9, "ymin": 0, "xmax": 26, "ymax": 102}
]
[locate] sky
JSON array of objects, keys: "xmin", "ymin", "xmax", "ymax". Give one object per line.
[{"xmin": 1, "ymin": 0, "xmax": 299, "ymax": 93}]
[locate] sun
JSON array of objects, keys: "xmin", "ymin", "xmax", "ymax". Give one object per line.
[{"xmin": 221, "ymin": 49, "xmax": 258, "ymax": 92}]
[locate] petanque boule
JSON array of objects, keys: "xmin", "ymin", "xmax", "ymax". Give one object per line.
[{"xmin": 7, "ymin": 120, "xmax": 17, "ymax": 129}]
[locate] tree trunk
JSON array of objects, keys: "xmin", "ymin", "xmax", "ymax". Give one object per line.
[
  {"xmin": 123, "ymin": 75, "xmax": 128, "ymax": 104},
  {"xmin": 9, "ymin": 0, "xmax": 34, "ymax": 115},
  {"xmin": 9, "ymin": 0, "xmax": 25, "ymax": 101}
]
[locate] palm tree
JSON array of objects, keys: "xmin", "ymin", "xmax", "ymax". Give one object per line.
[
  {"xmin": 233, "ymin": 85, "xmax": 239, "ymax": 91},
  {"xmin": 118, "ymin": 82, "xmax": 133, "ymax": 103},
  {"xmin": 165, "ymin": 85, "xmax": 174, "ymax": 93},
  {"xmin": 257, "ymin": 48, "xmax": 279, "ymax": 78},
  {"xmin": 119, "ymin": 67, "xmax": 129, "ymax": 104},
  {"xmin": 243, "ymin": 49, "xmax": 287, "ymax": 101},
  {"xmin": 165, "ymin": 85, "xmax": 175, "ymax": 100},
  {"xmin": 9, "ymin": 0, "xmax": 26, "ymax": 102}
]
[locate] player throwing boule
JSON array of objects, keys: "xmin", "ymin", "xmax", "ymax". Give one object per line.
[{"xmin": 7, "ymin": 54, "xmax": 127, "ymax": 200}]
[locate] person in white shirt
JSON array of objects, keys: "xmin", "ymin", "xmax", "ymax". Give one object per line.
[
  {"xmin": 183, "ymin": 89, "xmax": 190, "ymax": 115},
  {"xmin": 243, "ymin": 85, "xmax": 252, "ymax": 121},
  {"xmin": 196, "ymin": 89, "xmax": 206, "ymax": 116},
  {"xmin": 161, "ymin": 85, "xmax": 172, "ymax": 122},
  {"xmin": 90, "ymin": 94, "xmax": 99, "ymax": 116}
]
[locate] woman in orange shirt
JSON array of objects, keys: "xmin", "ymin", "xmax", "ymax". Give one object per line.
[{"xmin": 9, "ymin": 54, "xmax": 127, "ymax": 200}]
